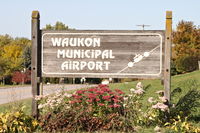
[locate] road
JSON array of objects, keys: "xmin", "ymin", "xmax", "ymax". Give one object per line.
[{"xmin": 0, "ymin": 84, "xmax": 96, "ymax": 104}]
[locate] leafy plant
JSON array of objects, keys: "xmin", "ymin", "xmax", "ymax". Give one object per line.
[
  {"xmin": 0, "ymin": 106, "xmax": 38, "ymax": 133},
  {"xmin": 165, "ymin": 115, "xmax": 200, "ymax": 133}
]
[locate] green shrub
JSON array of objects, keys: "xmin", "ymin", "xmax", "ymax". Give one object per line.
[
  {"xmin": 0, "ymin": 106, "xmax": 38, "ymax": 133},
  {"xmin": 175, "ymin": 55, "xmax": 199, "ymax": 73}
]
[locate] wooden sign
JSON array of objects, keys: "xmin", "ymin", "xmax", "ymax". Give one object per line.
[
  {"xmin": 31, "ymin": 11, "xmax": 172, "ymax": 117},
  {"xmin": 42, "ymin": 30, "xmax": 165, "ymax": 78}
]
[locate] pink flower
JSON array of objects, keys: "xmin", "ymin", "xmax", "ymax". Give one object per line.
[
  {"xmin": 159, "ymin": 96, "xmax": 167, "ymax": 102},
  {"xmin": 152, "ymin": 102, "xmax": 168, "ymax": 111},
  {"xmin": 134, "ymin": 88, "xmax": 144, "ymax": 95},
  {"xmin": 113, "ymin": 104, "xmax": 121, "ymax": 108},
  {"xmin": 108, "ymin": 105, "xmax": 113, "ymax": 108},
  {"xmin": 98, "ymin": 103, "xmax": 105, "ymax": 106},
  {"xmin": 69, "ymin": 100, "xmax": 76, "ymax": 104}
]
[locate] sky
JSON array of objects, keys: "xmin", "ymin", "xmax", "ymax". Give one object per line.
[{"xmin": 0, "ymin": 0, "xmax": 199, "ymax": 39}]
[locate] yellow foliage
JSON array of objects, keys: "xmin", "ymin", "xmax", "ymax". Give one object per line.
[{"xmin": 0, "ymin": 107, "xmax": 38, "ymax": 132}]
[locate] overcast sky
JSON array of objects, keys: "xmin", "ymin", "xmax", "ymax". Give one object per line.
[{"xmin": 0, "ymin": 0, "xmax": 199, "ymax": 38}]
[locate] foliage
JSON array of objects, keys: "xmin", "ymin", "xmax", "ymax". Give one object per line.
[
  {"xmin": 165, "ymin": 115, "xmax": 200, "ymax": 133},
  {"xmin": 37, "ymin": 84, "xmax": 138, "ymax": 132},
  {"xmin": 172, "ymin": 20, "xmax": 200, "ymax": 73},
  {"xmin": 175, "ymin": 55, "xmax": 199, "ymax": 73},
  {"xmin": 0, "ymin": 106, "xmax": 38, "ymax": 133},
  {"xmin": 22, "ymin": 44, "xmax": 31, "ymax": 69},
  {"xmin": 170, "ymin": 80, "xmax": 200, "ymax": 118},
  {"xmin": 12, "ymin": 70, "xmax": 31, "ymax": 84},
  {"xmin": 0, "ymin": 35, "xmax": 30, "ymax": 84},
  {"xmin": 44, "ymin": 21, "xmax": 74, "ymax": 30}
]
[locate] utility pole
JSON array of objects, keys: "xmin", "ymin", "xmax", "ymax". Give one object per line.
[{"xmin": 136, "ymin": 24, "xmax": 151, "ymax": 30}]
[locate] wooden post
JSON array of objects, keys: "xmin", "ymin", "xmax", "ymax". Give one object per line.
[
  {"xmin": 164, "ymin": 11, "xmax": 172, "ymax": 102},
  {"xmin": 31, "ymin": 11, "xmax": 41, "ymax": 118}
]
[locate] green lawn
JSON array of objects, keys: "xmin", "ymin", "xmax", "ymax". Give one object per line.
[{"xmin": 110, "ymin": 70, "xmax": 200, "ymax": 105}]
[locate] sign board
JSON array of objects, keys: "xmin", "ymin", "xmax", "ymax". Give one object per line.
[{"xmin": 42, "ymin": 30, "xmax": 165, "ymax": 78}]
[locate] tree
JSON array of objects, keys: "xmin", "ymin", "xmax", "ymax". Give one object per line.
[
  {"xmin": 0, "ymin": 37, "xmax": 30, "ymax": 84},
  {"xmin": 173, "ymin": 21, "xmax": 200, "ymax": 58},
  {"xmin": 44, "ymin": 21, "xmax": 74, "ymax": 30},
  {"xmin": 172, "ymin": 20, "xmax": 200, "ymax": 73}
]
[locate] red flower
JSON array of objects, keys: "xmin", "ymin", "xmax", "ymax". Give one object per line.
[
  {"xmin": 102, "ymin": 95, "xmax": 111, "ymax": 100},
  {"xmin": 112, "ymin": 98, "xmax": 120, "ymax": 103},
  {"xmin": 113, "ymin": 104, "xmax": 121, "ymax": 108},
  {"xmin": 96, "ymin": 90, "xmax": 104, "ymax": 95},
  {"xmin": 98, "ymin": 84, "xmax": 108, "ymax": 88},
  {"xmin": 115, "ymin": 89, "xmax": 124, "ymax": 94},
  {"xmin": 108, "ymin": 105, "xmax": 113, "ymax": 108},
  {"xmin": 74, "ymin": 95, "xmax": 82, "ymax": 99},
  {"xmin": 87, "ymin": 93, "xmax": 97, "ymax": 99},
  {"xmin": 101, "ymin": 87, "xmax": 111, "ymax": 92},
  {"xmin": 98, "ymin": 103, "xmax": 105, "ymax": 106},
  {"xmin": 88, "ymin": 88, "xmax": 98, "ymax": 92},
  {"xmin": 95, "ymin": 98, "xmax": 100, "ymax": 102},
  {"xmin": 87, "ymin": 99, "xmax": 93, "ymax": 103},
  {"xmin": 76, "ymin": 90, "xmax": 84, "ymax": 94},
  {"xmin": 69, "ymin": 100, "xmax": 76, "ymax": 104}
]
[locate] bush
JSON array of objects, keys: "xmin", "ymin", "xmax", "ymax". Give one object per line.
[
  {"xmin": 0, "ymin": 106, "xmax": 38, "ymax": 133},
  {"xmin": 175, "ymin": 55, "xmax": 199, "ymax": 73},
  {"xmin": 37, "ymin": 84, "xmax": 147, "ymax": 132}
]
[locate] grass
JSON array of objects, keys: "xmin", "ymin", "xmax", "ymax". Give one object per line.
[{"xmin": 0, "ymin": 98, "xmax": 32, "ymax": 115}]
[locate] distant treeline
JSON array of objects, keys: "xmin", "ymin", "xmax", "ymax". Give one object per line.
[{"xmin": 0, "ymin": 21, "xmax": 200, "ymax": 85}]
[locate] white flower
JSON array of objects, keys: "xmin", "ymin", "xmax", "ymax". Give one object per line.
[
  {"xmin": 38, "ymin": 104, "xmax": 43, "ymax": 109},
  {"xmin": 123, "ymin": 104, "xmax": 127, "ymax": 107},
  {"xmin": 159, "ymin": 96, "xmax": 167, "ymax": 102},
  {"xmin": 101, "ymin": 80, "xmax": 109, "ymax": 85},
  {"xmin": 136, "ymin": 82, "xmax": 143, "ymax": 89},
  {"xmin": 156, "ymin": 90, "xmax": 164, "ymax": 94},
  {"xmin": 123, "ymin": 97, "xmax": 128, "ymax": 101},
  {"xmin": 35, "ymin": 95, "xmax": 43, "ymax": 101},
  {"xmin": 154, "ymin": 126, "xmax": 161, "ymax": 132},
  {"xmin": 148, "ymin": 97, "xmax": 155, "ymax": 103},
  {"xmin": 64, "ymin": 93, "xmax": 72, "ymax": 98},
  {"xmin": 128, "ymin": 94, "xmax": 133, "ymax": 97},
  {"xmin": 130, "ymin": 88, "xmax": 135, "ymax": 92}
]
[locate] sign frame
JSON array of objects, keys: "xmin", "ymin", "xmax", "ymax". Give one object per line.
[{"xmin": 41, "ymin": 30, "xmax": 165, "ymax": 78}]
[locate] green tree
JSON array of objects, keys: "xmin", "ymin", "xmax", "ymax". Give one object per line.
[{"xmin": 44, "ymin": 21, "xmax": 74, "ymax": 30}]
